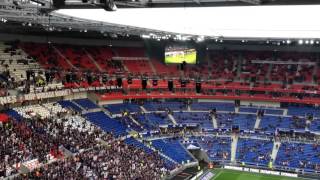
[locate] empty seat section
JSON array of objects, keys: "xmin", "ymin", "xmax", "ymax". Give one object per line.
[
  {"xmin": 84, "ymin": 111, "xmax": 127, "ymax": 136},
  {"xmin": 191, "ymin": 102, "xmax": 235, "ymax": 112},
  {"xmin": 58, "ymin": 100, "xmax": 82, "ymax": 112},
  {"xmin": 73, "ymin": 98, "xmax": 99, "ymax": 110},
  {"xmin": 236, "ymin": 138, "xmax": 273, "ymax": 166},
  {"xmin": 151, "ymin": 139, "xmax": 193, "ymax": 164}
]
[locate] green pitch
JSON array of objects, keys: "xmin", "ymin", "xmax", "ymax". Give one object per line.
[{"xmin": 209, "ymin": 169, "xmax": 301, "ymax": 180}]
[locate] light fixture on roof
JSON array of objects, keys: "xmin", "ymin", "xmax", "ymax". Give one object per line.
[
  {"xmin": 310, "ymin": 40, "xmax": 314, "ymax": 45},
  {"xmin": 305, "ymin": 40, "xmax": 310, "ymax": 44},
  {"xmin": 316, "ymin": 41, "xmax": 320, "ymax": 44},
  {"xmin": 197, "ymin": 36, "xmax": 204, "ymax": 42},
  {"xmin": 1, "ymin": 18, "xmax": 7, "ymax": 23},
  {"xmin": 52, "ymin": 0, "xmax": 117, "ymax": 11},
  {"xmin": 286, "ymin": 40, "xmax": 291, "ymax": 44},
  {"xmin": 298, "ymin": 39, "xmax": 303, "ymax": 45},
  {"xmin": 141, "ymin": 34, "xmax": 150, "ymax": 39}
]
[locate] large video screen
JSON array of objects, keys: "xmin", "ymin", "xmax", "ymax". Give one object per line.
[{"xmin": 165, "ymin": 45, "xmax": 196, "ymax": 64}]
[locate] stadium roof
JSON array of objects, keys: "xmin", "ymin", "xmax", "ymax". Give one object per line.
[
  {"xmin": 56, "ymin": 5, "xmax": 320, "ymax": 39},
  {"xmin": 1, "ymin": 0, "xmax": 320, "ymax": 41}
]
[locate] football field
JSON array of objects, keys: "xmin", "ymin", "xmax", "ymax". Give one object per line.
[{"xmin": 207, "ymin": 169, "xmax": 302, "ymax": 180}]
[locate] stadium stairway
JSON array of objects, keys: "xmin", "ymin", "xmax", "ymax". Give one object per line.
[
  {"xmin": 168, "ymin": 114, "xmax": 178, "ymax": 125},
  {"xmin": 140, "ymin": 105, "xmax": 148, "ymax": 113},
  {"xmin": 283, "ymin": 109, "xmax": 288, "ymax": 116},
  {"xmin": 271, "ymin": 141, "xmax": 281, "ymax": 164},
  {"xmin": 83, "ymin": 49, "xmax": 104, "ymax": 72},
  {"xmin": 187, "ymin": 104, "xmax": 191, "ymax": 111},
  {"xmin": 52, "ymin": 46, "xmax": 77, "ymax": 70},
  {"xmin": 211, "ymin": 115, "xmax": 218, "ymax": 128},
  {"xmin": 235, "ymin": 106, "xmax": 239, "ymax": 113},
  {"xmin": 147, "ymin": 60, "xmax": 157, "ymax": 74},
  {"xmin": 128, "ymin": 114, "xmax": 142, "ymax": 127},
  {"xmin": 231, "ymin": 134, "xmax": 239, "ymax": 162},
  {"xmin": 254, "ymin": 116, "xmax": 261, "ymax": 129}
]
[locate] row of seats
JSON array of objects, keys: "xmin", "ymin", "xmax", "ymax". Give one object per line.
[
  {"xmin": 191, "ymin": 102, "xmax": 235, "ymax": 112},
  {"xmin": 236, "ymin": 138, "xmax": 273, "ymax": 166},
  {"xmin": 104, "ymin": 103, "xmax": 141, "ymax": 114},
  {"xmin": 275, "ymin": 142, "xmax": 320, "ymax": 171},
  {"xmin": 73, "ymin": 98, "xmax": 99, "ymax": 110},
  {"xmin": 143, "ymin": 101, "xmax": 187, "ymax": 111},
  {"xmin": 259, "ymin": 116, "xmax": 307, "ymax": 132},
  {"xmin": 124, "ymin": 137, "xmax": 178, "ymax": 170},
  {"xmin": 84, "ymin": 111, "xmax": 127, "ymax": 137},
  {"xmin": 187, "ymin": 136, "xmax": 231, "ymax": 162},
  {"xmin": 151, "ymin": 139, "xmax": 194, "ymax": 164}
]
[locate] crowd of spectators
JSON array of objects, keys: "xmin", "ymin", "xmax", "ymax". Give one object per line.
[
  {"xmin": 1, "ymin": 104, "xmax": 170, "ymax": 179},
  {"xmin": 18, "ymin": 139, "xmax": 168, "ymax": 179}
]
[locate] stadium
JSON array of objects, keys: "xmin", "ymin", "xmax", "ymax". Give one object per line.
[{"xmin": 1, "ymin": 0, "xmax": 320, "ymax": 179}]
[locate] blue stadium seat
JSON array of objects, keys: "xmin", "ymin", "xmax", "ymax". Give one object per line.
[
  {"xmin": 172, "ymin": 112, "xmax": 213, "ymax": 130},
  {"xmin": 84, "ymin": 111, "xmax": 127, "ymax": 136},
  {"xmin": 6, "ymin": 109, "xmax": 23, "ymax": 122},
  {"xmin": 104, "ymin": 103, "xmax": 141, "ymax": 114},
  {"xmin": 191, "ymin": 102, "xmax": 235, "ymax": 112},
  {"xmin": 151, "ymin": 139, "xmax": 193, "ymax": 164},
  {"xmin": 236, "ymin": 138, "xmax": 273, "ymax": 166},
  {"xmin": 143, "ymin": 101, "xmax": 186, "ymax": 111},
  {"xmin": 275, "ymin": 142, "xmax": 320, "ymax": 171},
  {"xmin": 58, "ymin": 100, "xmax": 82, "ymax": 112},
  {"xmin": 73, "ymin": 98, "xmax": 99, "ymax": 110},
  {"xmin": 189, "ymin": 136, "xmax": 231, "ymax": 162}
]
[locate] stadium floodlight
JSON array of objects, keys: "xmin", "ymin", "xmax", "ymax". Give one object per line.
[
  {"xmin": 196, "ymin": 36, "xmax": 204, "ymax": 42},
  {"xmin": 52, "ymin": 0, "xmax": 117, "ymax": 11},
  {"xmin": 298, "ymin": 40, "xmax": 303, "ymax": 45},
  {"xmin": 286, "ymin": 40, "xmax": 291, "ymax": 44},
  {"xmin": 316, "ymin": 41, "xmax": 320, "ymax": 44},
  {"xmin": 305, "ymin": 40, "xmax": 310, "ymax": 44},
  {"xmin": 310, "ymin": 40, "xmax": 314, "ymax": 44},
  {"xmin": 141, "ymin": 34, "xmax": 150, "ymax": 39}
]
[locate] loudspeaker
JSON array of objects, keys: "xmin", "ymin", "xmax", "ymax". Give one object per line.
[
  {"xmin": 196, "ymin": 82, "xmax": 201, "ymax": 93},
  {"xmin": 117, "ymin": 77, "xmax": 122, "ymax": 87},
  {"xmin": 102, "ymin": 75, "xmax": 108, "ymax": 83},
  {"xmin": 152, "ymin": 79, "xmax": 158, "ymax": 86},
  {"xmin": 65, "ymin": 74, "xmax": 71, "ymax": 83},
  {"xmin": 26, "ymin": 70, "xmax": 31, "ymax": 81},
  {"xmin": 232, "ymin": 125, "xmax": 240, "ymax": 133},
  {"xmin": 168, "ymin": 80, "xmax": 173, "ymax": 91},
  {"xmin": 87, "ymin": 75, "xmax": 93, "ymax": 85},
  {"xmin": 71, "ymin": 73, "xmax": 77, "ymax": 81},
  {"xmin": 142, "ymin": 79, "xmax": 147, "ymax": 90},
  {"xmin": 100, "ymin": 0, "xmax": 117, "ymax": 11},
  {"xmin": 127, "ymin": 77, "xmax": 132, "ymax": 84},
  {"xmin": 52, "ymin": 0, "xmax": 65, "ymax": 8},
  {"xmin": 45, "ymin": 71, "xmax": 50, "ymax": 83},
  {"xmin": 235, "ymin": 100, "xmax": 240, "ymax": 106},
  {"xmin": 181, "ymin": 80, "xmax": 186, "ymax": 88}
]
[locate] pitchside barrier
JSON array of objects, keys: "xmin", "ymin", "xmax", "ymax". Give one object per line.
[{"xmin": 223, "ymin": 165, "xmax": 298, "ymax": 178}]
